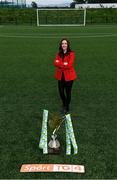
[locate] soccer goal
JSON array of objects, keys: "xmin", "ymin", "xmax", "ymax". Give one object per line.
[{"xmin": 36, "ymin": 8, "xmax": 86, "ymax": 27}]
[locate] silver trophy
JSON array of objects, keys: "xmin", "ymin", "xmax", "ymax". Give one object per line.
[
  {"xmin": 48, "ymin": 134, "xmax": 60, "ymax": 154},
  {"xmin": 48, "ymin": 113, "xmax": 65, "ymax": 154}
]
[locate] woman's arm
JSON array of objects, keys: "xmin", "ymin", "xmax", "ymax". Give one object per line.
[
  {"xmin": 54, "ymin": 54, "xmax": 64, "ymax": 68},
  {"xmin": 62, "ymin": 52, "xmax": 75, "ymax": 69},
  {"xmin": 54, "ymin": 52, "xmax": 75, "ymax": 69}
]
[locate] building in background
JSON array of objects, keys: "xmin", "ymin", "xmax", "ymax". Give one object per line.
[
  {"xmin": 0, "ymin": 0, "xmax": 26, "ymax": 7},
  {"xmin": 75, "ymin": 3, "xmax": 117, "ymax": 9}
]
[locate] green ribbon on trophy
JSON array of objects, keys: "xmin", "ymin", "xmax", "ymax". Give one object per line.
[
  {"xmin": 39, "ymin": 110, "xmax": 48, "ymax": 154},
  {"xmin": 65, "ymin": 114, "xmax": 78, "ymax": 155},
  {"xmin": 39, "ymin": 110, "xmax": 78, "ymax": 155}
]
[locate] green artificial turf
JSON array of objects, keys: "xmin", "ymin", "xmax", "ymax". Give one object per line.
[{"xmin": 0, "ymin": 25, "xmax": 117, "ymax": 179}]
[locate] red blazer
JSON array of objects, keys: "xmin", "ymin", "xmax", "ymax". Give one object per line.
[{"xmin": 54, "ymin": 51, "xmax": 77, "ymax": 81}]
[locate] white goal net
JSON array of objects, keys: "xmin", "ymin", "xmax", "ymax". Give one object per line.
[{"xmin": 36, "ymin": 8, "xmax": 86, "ymax": 26}]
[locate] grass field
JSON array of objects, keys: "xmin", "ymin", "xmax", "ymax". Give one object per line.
[{"xmin": 0, "ymin": 25, "xmax": 117, "ymax": 179}]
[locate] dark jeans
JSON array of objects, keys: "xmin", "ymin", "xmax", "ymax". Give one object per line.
[{"xmin": 58, "ymin": 73, "xmax": 73, "ymax": 110}]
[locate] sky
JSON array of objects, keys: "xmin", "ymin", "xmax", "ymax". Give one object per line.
[
  {"xmin": 39, "ymin": 0, "xmax": 72, "ymax": 5},
  {"xmin": 28, "ymin": 0, "xmax": 72, "ymax": 5}
]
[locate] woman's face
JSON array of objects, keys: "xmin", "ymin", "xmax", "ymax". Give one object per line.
[{"xmin": 61, "ymin": 40, "xmax": 68, "ymax": 52}]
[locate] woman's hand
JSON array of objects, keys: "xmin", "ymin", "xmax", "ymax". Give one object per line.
[
  {"xmin": 55, "ymin": 60, "xmax": 59, "ymax": 62},
  {"xmin": 64, "ymin": 62, "xmax": 68, "ymax": 65}
]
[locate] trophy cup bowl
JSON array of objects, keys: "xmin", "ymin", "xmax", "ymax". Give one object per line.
[
  {"xmin": 48, "ymin": 134, "xmax": 60, "ymax": 154},
  {"xmin": 48, "ymin": 113, "xmax": 65, "ymax": 154}
]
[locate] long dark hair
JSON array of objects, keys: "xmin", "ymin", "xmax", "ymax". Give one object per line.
[{"xmin": 58, "ymin": 38, "xmax": 72, "ymax": 58}]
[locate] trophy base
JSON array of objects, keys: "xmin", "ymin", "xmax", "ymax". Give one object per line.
[{"xmin": 48, "ymin": 147, "xmax": 61, "ymax": 154}]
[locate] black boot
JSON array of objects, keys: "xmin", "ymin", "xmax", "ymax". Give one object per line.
[
  {"xmin": 65, "ymin": 105, "xmax": 69, "ymax": 114},
  {"xmin": 60, "ymin": 105, "xmax": 66, "ymax": 115},
  {"xmin": 62, "ymin": 105, "xmax": 69, "ymax": 115}
]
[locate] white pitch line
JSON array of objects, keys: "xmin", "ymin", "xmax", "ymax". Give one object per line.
[
  {"xmin": 0, "ymin": 32, "xmax": 114, "ymax": 36},
  {"xmin": 0, "ymin": 34, "xmax": 117, "ymax": 39}
]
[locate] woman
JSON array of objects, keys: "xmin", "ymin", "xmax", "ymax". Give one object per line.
[{"xmin": 54, "ymin": 38, "xmax": 77, "ymax": 114}]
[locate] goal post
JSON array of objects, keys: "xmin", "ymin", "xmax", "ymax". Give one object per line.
[{"xmin": 36, "ymin": 8, "xmax": 86, "ymax": 27}]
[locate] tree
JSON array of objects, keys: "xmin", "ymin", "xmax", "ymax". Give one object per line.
[
  {"xmin": 31, "ymin": 1, "xmax": 38, "ymax": 8},
  {"xmin": 70, "ymin": 2, "xmax": 76, "ymax": 8},
  {"xmin": 73, "ymin": 0, "xmax": 87, "ymax": 3}
]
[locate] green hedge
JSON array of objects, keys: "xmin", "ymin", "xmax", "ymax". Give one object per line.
[
  {"xmin": 0, "ymin": 8, "xmax": 36, "ymax": 25},
  {"xmin": 87, "ymin": 8, "xmax": 117, "ymax": 24},
  {"xmin": 0, "ymin": 8, "xmax": 117, "ymax": 25}
]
